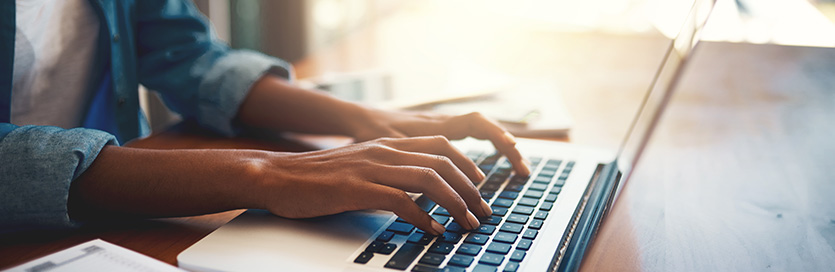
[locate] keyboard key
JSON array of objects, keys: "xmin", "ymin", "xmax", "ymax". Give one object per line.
[
  {"xmin": 354, "ymin": 252, "xmax": 373, "ymax": 264},
  {"xmin": 493, "ymin": 231, "xmax": 518, "ymax": 244},
  {"xmin": 481, "ymin": 215, "xmax": 502, "ymax": 225},
  {"xmin": 540, "ymin": 168, "xmax": 558, "ymax": 176},
  {"xmin": 533, "ymin": 176, "xmax": 552, "ymax": 184},
  {"xmin": 509, "ymin": 250, "xmax": 526, "ymax": 262},
  {"xmin": 534, "ymin": 211, "xmax": 549, "ymax": 220},
  {"xmin": 447, "ymin": 254, "xmax": 474, "ymax": 267},
  {"xmin": 408, "ymin": 232, "xmax": 435, "ymax": 245},
  {"xmin": 506, "ymin": 214, "xmax": 529, "ymax": 224},
  {"xmin": 434, "ymin": 207, "xmax": 450, "ymax": 216},
  {"xmin": 503, "ymin": 261, "xmax": 520, "ymax": 272},
  {"xmin": 516, "ymin": 239, "xmax": 533, "ymax": 250},
  {"xmin": 529, "ymin": 156, "xmax": 542, "ymax": 164},
  {"xmin": 550, "ymin": 187, "xmax": 562, "ymax": 194},
  {"xmin": 473, "ymin": 264, "xmax": 498, "ymax": 272},
  {"xmin": 499, "ymin": 223, "xmax": 524, "ymax": 234},
  {"xmin": 446, "ymin": 222, "xmax": 464, "ymax": 233},
  {"xmin": 428, "ymin": 242, "xmax": 455, "ymax": 254},
  {"xmin": 486, "ymin": 242, "xmax": 512, "ymax": 254},
  {"xmin": 522, "ymin": 229, "xmax": 538, "ymax": 240},
  {"xmin": 498, "ymin": 191, "xmax": 519, "ymax": 200},
  {"xmin": 523, "ymin": 190, "xmax": 543, "ymax": 199},
  {"xmin": 377, "ymin": 231, "xmax": 395, "ymax": 242},
  {"xmin": 545, "ymin": 159, "xmax": 562, "ymax": 167},
  {"xmin": 486, "ymin": 176, "xmax": 505, "ymax": 184},
  {"xmin": 503, "ymin": 184, "xmax": 524, "ymax": 192},
  {"xmin": 554, "ymin": 178, "xmax": 566, "ymax": 186},
  {"xmin": 491, "ymin": 206, "xmax": 508, "ymax": 217},
  {"xmin": 380, "ymin": 243, "xmax": 398, "ymax": 254},
  {"xmin": 481, "ymin": 183, "xmax": 502, "ymax": 192},
  {"xmin": 441, "ymin": 232, "xmax": 462, "ymax": 243},
  {"xmin": 432, "ymin": 214, "xmax": 450, "ymax": 226},
  {"xmin": 456, "ymin": 244, "xmax": 482, "ymax": 256},
  {"xmin": 416, "ymin": 195, "xmax": 438, "ymax": 212},
  {"xmin": 481, "ymin": 191, "xmax": 495, "ymax": 200},
  {"xmin": 464, "ymin": 233, "xmax": 490, "ymax": 245},
  {"xmin": 388, "ymin": 222, "xmax": 416, "ymax": 234},
  {"xmin": 419, "ymin": 253, "xmax": 446, "ymax": 266},
  {"xmin": 545, "ymin": 193, "xmax": 558, "ymax": 202},
  {"xmin": 366, "ymin": 241, "xmax": 384, "ymax": 252},
  {"xmin": 385, "ymin": 243, "xmax": 425, "ymax": 270},
  {"xmin": 512, "ymin": 206, "xmax": 535, "ymax": 215},
  {"xmin": 479, "ymin": 253, "xmax": 505, "ymax": 266},
  {"xmin": 528, "ymin": 183, "xmax": 548, "ymax": 191},
  {"xmin": 413, "ymin": 265, "xmax": 441, "ymax": 272},
  {"xmin": 509, "ymin": 175, "xmax": 528, "ymax": 184},
  {"xmin": 474, "ymin": 224, "xmax": 496, "ymax": 235},
  {"xmin": 528, "ymin": 219, "xmax": 544, "ymax": 230},
  {"xmin": 441, "ymin": 267, "xmax": 466, "ymax": 272},
  {"xmin": 539, "ymin": 202, "xmax": 553, "ymax": 211},
  {"xmin": 492, "ymin": 198, "xmax": 514, "ymax": 208},
  {"xmin": 517, "ymin": 197, "xmax": 539, "ymax": 207}
]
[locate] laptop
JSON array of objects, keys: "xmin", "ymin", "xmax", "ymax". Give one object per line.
[{"xmin": 178, "ymin": 1, "xmax": 715, "ymax": 271}]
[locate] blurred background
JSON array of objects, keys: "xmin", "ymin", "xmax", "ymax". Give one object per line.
[
  {"xmin": 143, "ymin": 0, "xmax": 835, "ymax": 142},
  {"xmin": 192, "ymin": 0, "xmax": 835, "ymax": 62}
]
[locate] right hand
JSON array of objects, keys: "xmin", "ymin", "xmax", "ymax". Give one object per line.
[{"xmin": 245, "ymin": 136, "xmax": 492, "ymax": 235}]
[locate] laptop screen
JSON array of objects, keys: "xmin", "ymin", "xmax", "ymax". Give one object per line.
[{"xmin": 612, "ymin": 0, "xmax": 715, "ymax": 200}]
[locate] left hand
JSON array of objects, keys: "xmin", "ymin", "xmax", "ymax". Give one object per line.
[{"xmin": 349, "ymin": 109, "xmax": 531, "ymax": 176}]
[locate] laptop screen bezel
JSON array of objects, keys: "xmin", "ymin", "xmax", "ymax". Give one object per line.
[{"xmin": 607, "ymin": 0, "xmax": 716, "ymax": 205}]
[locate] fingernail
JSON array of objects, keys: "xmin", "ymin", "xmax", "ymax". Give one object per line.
[
  {"xmin": 480, "ymin": 199, "xmax": 493, "ymax": 217},
  {"xmin": 466, "ymin": 211, "xmax": 480, "ymax": 230},
  {"xmin": 503, "ymin": 131, "xmax": 517, "ymax": 145},
  {"xmin": 431, "ymin": 220, "xmax": 446, "ymax": 235},
  {"xmin": 477, "ymin": 169, "xmax": 486, "ymax": 181}
]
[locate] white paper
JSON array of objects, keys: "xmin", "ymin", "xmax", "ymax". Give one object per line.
[{"xmin": 3, "ymin": 239, "xmax": 184, "ymax": 272}]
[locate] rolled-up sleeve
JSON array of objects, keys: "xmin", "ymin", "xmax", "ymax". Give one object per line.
[
  {"xmin": 135, "ymin": 0, "xmax": 293, "ymax": 136},
  {"xmin": 0, "ymin": 123, "xmax": 117, "ymax": 233}
]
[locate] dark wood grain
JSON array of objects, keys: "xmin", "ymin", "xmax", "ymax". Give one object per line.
[{"xmin": 580, "ymin": 42, "xmax": 835, "ymax": 271}]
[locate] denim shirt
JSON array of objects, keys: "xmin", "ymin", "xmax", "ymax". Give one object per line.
[{"xmin": 0, "ymin": 0, "xmax": 292, "ymax": 233}]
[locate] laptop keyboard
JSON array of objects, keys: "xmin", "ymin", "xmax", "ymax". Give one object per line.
[{"xmin": 353, "ymin": 151, "xmax": 575, "ymax": 272}]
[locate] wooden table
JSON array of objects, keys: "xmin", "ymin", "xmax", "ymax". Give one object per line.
[{"xmin": 3, "ymin": 6, "xmax": 835, "ymax": 271}]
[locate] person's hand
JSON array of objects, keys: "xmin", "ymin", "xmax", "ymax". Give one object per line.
[
  {"xmin": 349, "ymin": 109, "xmax": 531, "ymax": 176},
  {"xmin": 238, "ymin": 76, "xmax": 530, "ymax": 176},
  {"xmin": 246, "ymin": 136, "xmax": 493, "ymax": 235}
]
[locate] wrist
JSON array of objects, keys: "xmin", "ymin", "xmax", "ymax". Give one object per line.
[
  {"xmin": 341, "ymin": 103, "xmax": 384, "ymax": 139},
  {"xmin": 230, "ymin": 150, "xmax": 278, "ymax": 210}
]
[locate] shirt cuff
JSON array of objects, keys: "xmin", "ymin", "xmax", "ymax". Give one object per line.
[
  {"xmin": 196, "ymin": 49, "xmax": 295, "ymax": 136},
  {"xmin": 0, "ymin": 124, "xmax": 118, "ymax": 233}
]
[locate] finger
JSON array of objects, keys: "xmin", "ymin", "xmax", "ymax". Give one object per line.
[
  {"xmin": 381, "ymin": 136, "xmax": 486, "ymax": 183},
  {"xmin": 369, "ymin": 165, "xmax": 481, "ymax": 230},
  {"xmin": 355, "ymin": 128, "xmax": 408, "ymax": 142},
  {"xmin": 443, "ymin": 112, "xmax": 531, "ymax": 176},
  {"xmin": 370, "ymin": 145, "xmax": 491, "ymax": 218},
  {"xmin": 357, "ymin": 183, "xmax": 446, "ymax": 235}
]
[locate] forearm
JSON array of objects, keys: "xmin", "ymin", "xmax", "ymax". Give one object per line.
[
  {"xmin": 67, "ymin": 146, "xmax": 268, "ymax": 220},
  {"xmin": 236, "ymin": 75, "xmax": 374, "ymax": 137}
]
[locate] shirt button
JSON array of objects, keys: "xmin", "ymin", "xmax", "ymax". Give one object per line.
[
  {"xmin": 113, "ymin": 34, "xmax": 120, "ymax": 42},
  {"xmin": 117, "ymin": 98, "xmax": 126, "ymax": 106}
]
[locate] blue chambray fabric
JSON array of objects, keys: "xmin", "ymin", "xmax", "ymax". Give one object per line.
[{"xmin": 0, "ymin": 0, "xmax": 293, "ymax": 233}]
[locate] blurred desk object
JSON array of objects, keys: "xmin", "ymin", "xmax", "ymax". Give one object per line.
[{"xmin": 2, "ymin": 8, "xmax": 835, "ymax": 272}]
